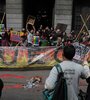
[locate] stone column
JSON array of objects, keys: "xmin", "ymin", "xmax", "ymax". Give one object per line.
[
  {"xmin": 54, "ymin": 0, "xmax": 73, "ymax": 33},
  {"xmin": 6, "ymin": 0, "xmax": 23, "ymax": 31}
]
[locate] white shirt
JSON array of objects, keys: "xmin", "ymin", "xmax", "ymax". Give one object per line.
[
  {"xmin": 27, "ymin": 32, "xmax": 33, "ymax": 44},
  {"xmin": 45, "ymin": 61, "xmax": 90, "ymax": 100}
]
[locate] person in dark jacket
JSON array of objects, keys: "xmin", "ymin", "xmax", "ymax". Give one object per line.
[
  {"xmin": 0, "ymin": 79, "xmax": 4, "ymax": 98},
  {"xmin": 86, "ymin": 77, "xmax": 90, "ymax": 100}
]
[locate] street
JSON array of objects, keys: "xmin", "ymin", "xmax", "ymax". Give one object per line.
[{"xmin": 0, "ymin": 70, "xmax": 88, "ymax": 100}]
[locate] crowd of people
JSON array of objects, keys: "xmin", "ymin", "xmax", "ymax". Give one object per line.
[
  {"xmin": 0, "ymin": 24, "xmax": 90, "ymax": 47},
  {"xmin": 0, "ymin": 24, "xmax": 90, "ymax": 100}
]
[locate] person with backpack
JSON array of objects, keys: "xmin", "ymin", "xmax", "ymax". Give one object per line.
[{"xmin": 44, "ymin": 45, "xmax": 90, "ymax": 100}]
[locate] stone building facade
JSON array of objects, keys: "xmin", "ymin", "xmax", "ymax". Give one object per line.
[
  {"xmin": 5, "ymin": 0, "xmax": 73, "ymax": 33},
  {"xmin": 6, "ymin": 0, "xmax": 23, "ymax": 31},
  {"xmin": 0, "ymin": 0, "xmax": 89, "ymax": 33}
]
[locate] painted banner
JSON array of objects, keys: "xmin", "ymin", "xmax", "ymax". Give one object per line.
[
  {"xmin": 10, "ymin": 31, "xmax": 21, "ymax": 43},
  {"xmin": 0, "ymin": 44, "xmax": 89, "ymax": 68},
  {"xmin": 73, "ymin": 42, "xmax": 90, "ymax": 63}
]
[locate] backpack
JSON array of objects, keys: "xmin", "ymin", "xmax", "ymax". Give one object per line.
[{"xmin": 43, "ymin": 64, "xmax": 68, "ymax": 100}]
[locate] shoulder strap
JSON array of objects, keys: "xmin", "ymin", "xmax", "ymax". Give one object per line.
[{"xmin": 55, "ymin": 64, "xmax": 63, "ymax": 74}]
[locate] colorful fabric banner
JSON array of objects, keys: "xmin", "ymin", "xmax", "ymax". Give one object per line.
[
  {"xmin": 0, "ymin": 44, "xmax": 89, "ymax": 68},
  {"xmin": 33, "ymin": 36, "xmax": 39, "ymax": 46},
  {"xmin": 10, "ymin": 33, "xmax": 21, "ymax": 43}
]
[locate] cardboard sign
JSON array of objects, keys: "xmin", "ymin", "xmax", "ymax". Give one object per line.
[
  {"xmin": 56, "ymin": 23, "xmax": 67, "ymax": 32},
  {"xmin": 26, "ymin": 15, "xmax": 35, "ymax": 25},
  {"xmin": 73, "ymin": 42, "xmax": 89, "ymax": 62},
  {"xmin": 10, "ymin": 34, "xmax": 21, "ymax": 43}
]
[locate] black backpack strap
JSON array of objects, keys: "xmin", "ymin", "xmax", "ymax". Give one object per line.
[{"xmin": 55, "ymin": 64, "xmax": 63, "ymax": 74}]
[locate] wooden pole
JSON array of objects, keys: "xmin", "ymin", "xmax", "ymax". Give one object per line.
[
  {"xmin": 75, "ymin": 15, "xmax": 90, "ymax": 41},
  {"xmin": 80, "ymin": 15, "xmax": 89, "ymax": 34},
  {"xmin": 1, "ymin": 12, "xmax": 5, "ymax": 24}
]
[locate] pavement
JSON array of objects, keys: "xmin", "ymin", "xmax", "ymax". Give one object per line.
[{"xmin": 0, "ymin": 70, "xmax": 88, "ymax": 100}]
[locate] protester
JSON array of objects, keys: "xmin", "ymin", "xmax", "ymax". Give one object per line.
[
  {"xmin": 27, "ymin": 24, "xmax": 34, "ymax": 47},
  {"xmin": 2, "ymin": 29, "xmax": 9, "ymax": 46},
  {"xmin": 56, "ymin": 37, "xmax": 62, "ymax": 46},
  {"xmin": 44, "ymin": 45, "xmax": 90, "ymax": 100},
  {"xmin": 0, "ymin": 25, "xmax": 90, "ymax": 47}
]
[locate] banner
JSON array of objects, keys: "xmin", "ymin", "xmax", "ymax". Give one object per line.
[
  {"xmin": 0, "ymin": 44, "xmax": 89, "ymax": 68},
  {"xmin": 10, "ymin": 32, "xmax": 21, "ymax": 43},
  {"xmin": 73, "ymin": 42, "xmax": 89, "ymax": 63}
]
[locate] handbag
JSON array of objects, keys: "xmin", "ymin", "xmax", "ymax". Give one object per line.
[{"xmin": 43, "ymin": 89, "xmax": 54, "ymax": 100}]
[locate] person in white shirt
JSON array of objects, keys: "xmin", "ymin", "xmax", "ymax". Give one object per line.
[
  {"xmin": 45, "ymin": 45, "xmax": 90, "ymax": 100},
  {"xmin": 27, "ymin": 29, "xmax": 34, "ymax": 46}
]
